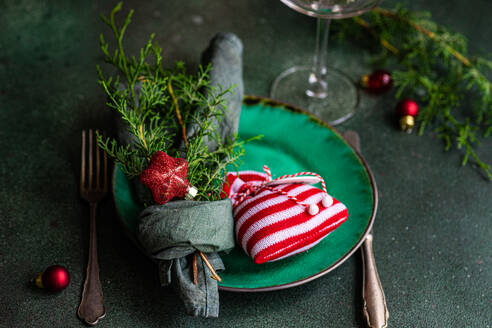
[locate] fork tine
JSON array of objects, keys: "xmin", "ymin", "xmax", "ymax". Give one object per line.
[
  {"xmin": 96, "ymin": 130, "xmax": 101, "ymax": 190},
  {"xmin": 88, "ymin": 129, "xmax": 94, "ymax": 189},
  {"xmin": 81, "ymin": 130, "xmax": 86, "ymax": 192}
]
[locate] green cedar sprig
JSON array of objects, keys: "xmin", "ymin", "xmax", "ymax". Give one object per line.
[
  {"xmin": 96, "ymin": 3, "xmax": 258, "ymax": 201},
  {"xmin": 334, "ymin": 6, "xmax": 492, "ymax": 179}
]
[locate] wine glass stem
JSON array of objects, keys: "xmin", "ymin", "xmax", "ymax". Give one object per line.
[{"xmin": 306, "ymin": 18, "xmax": 331, "ymax": 99}]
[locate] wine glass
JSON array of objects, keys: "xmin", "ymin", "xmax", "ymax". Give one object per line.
[{"xmin": 271, "ymin": 0, "xmax": 382, "ymax": 125}]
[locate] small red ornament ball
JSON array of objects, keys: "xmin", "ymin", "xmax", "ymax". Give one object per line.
[
  {"xmin": 397, "ymin": 98, "xmax": 419, "ymax": 117},
  {"xmin": 34, "ymin": 265, "xmax": 70, "ymax": 292},
  {"xmin": 396, "ymin": 99, "xmax": 419, "ymax": 132},
  {"xmin": 362, "ymin": 70, "xmax": 393, "ymax": 94}
]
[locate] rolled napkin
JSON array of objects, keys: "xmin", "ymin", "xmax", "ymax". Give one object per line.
[
  {"xmin": 185, "ymin": 32, "xmax": 244, "ymax": 151},
  {"xmin": 157, "ymin": 252, "xmax": 224, "ymax": 317},
  {"xmin": 138, "ymin": 200, "xmax": 235, "ymax": 258},
  {"xmin": 115, "ymin": 32, "xmax": 244, "ymax": 318},
  {"xmin": 137, "ymin": 199, "xmax": 235, "ymax": 317}
]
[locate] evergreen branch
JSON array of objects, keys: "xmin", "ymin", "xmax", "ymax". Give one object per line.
[
  {"xmin": 97, "ymin": 3, "xmax": 256, "ymax": 201},
  {"xmin": 352, "ymin": 16, "xmax": 399, "ymax": 55},
  {"xmin": 335, "ymin": 6, "xmax": 492, "ymax": 179},
  {"xmin": 374, "ymin": 8, "xmax": 471, "ymax": 67},
  {"xmin": 168, "ymin": 81, "xmax": 189, "ymax": 149}
]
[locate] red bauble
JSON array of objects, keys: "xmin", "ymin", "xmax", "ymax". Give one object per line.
[
  {"xmin": 139, "ymin": 151, "xmax": 192, "ymax": 205},
  {"xmin": 362, "ymin": 70, "xmax": 393, "ymax": 94},
  {"xmin": 397, "ymin": 98, "xmax": 419, "ymax": 117},
  {"xmin": 35, "ymin": 265, "xmax": 70, "ymax": 292},
  {"xmin": 396, "ymin": 99, "xmax": 419, "ymax": 132}
]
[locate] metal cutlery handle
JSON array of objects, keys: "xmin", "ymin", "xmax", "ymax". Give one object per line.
[
  {"xmin": 361, "ymin": 234, "xmax": 388, "ymax": 328},
  {"xmin": 343, "ymin": 130, "xmax": 388, "ymax": 328},
  {"xmin": 77, "ymin": 203, "xmax": 106, "ymax": 325}
]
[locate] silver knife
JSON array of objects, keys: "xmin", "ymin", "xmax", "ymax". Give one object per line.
[{"xmin": 343, "ymin": 130, "xmax": 389, "ymax": 328}]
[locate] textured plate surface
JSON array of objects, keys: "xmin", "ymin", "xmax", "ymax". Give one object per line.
[{"xmin": 113, "ymin": 96, "xmax": 376, "ymax": 291}]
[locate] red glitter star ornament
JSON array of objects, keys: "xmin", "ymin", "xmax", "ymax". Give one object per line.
[{"xmin": 140, "ymin": 151, "xmax": 197, "ymax": 205}]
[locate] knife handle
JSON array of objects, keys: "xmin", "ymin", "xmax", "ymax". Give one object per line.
[{"xmin": 361, "ymin": 234, "xmax": 389, "ymax": 328}]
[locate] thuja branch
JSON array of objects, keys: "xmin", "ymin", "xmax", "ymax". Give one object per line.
[
  {"xmin": 97, "ymin": 3, "xmax": 254, "ymax": 200},
  {"xmin": 374, "ymin": 8, "xmax": 471, "ymax": 67},
  {"xmin": 353, "ymin": 9, "xmax": 473, "ymax": 67},
  {"xmin": 352, "ymin": 16, "xmax": 399, "ymax": 55},
  {"xmin": 168, "ymin": 81, "xmax": 189, "ymax": 149},
  {"xmin": 335, "ymin": 6, "xmax": 492, "ymax": 179}
]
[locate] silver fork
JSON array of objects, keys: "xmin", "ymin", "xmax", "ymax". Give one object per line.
[{"xmin": 77, "ymin": 129, "xmax": 107, "ymax": 326}]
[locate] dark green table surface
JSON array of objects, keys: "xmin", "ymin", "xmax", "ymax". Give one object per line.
[{"xmin": 1, "ymin": 1, "xmax": 491, "ymax": 327}]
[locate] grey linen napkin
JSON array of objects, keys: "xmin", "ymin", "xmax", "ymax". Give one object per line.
[
  {"xmin": 184, "ymin": 32, "xmax": 244, "ymax": 151},
  {"xmin": 137, "ymin": 200, "xmax": 235, "ymax": 317},
  {"xmin": 115, "ymin": 32, "xmax": 244, "ymax": 317}
]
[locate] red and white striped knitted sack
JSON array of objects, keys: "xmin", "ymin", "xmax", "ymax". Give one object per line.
[{"xmin": 222, "ymin": 167, "xmax": 348, "ymax": 264}]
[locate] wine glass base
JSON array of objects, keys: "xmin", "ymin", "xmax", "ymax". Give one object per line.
[{"xmin": 270, "ymin": 66, "xmax": 358, "ymax": 125}]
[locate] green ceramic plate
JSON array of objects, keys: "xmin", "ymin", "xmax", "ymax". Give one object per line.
[{"xmin": 112, "ymin": 96, "xmax": 377, "ymax": 292}]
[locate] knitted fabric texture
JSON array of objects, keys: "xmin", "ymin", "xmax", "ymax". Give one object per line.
[{"xmin": 223, "ymin": 169, "xmax": 349, "ymax": 264}]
